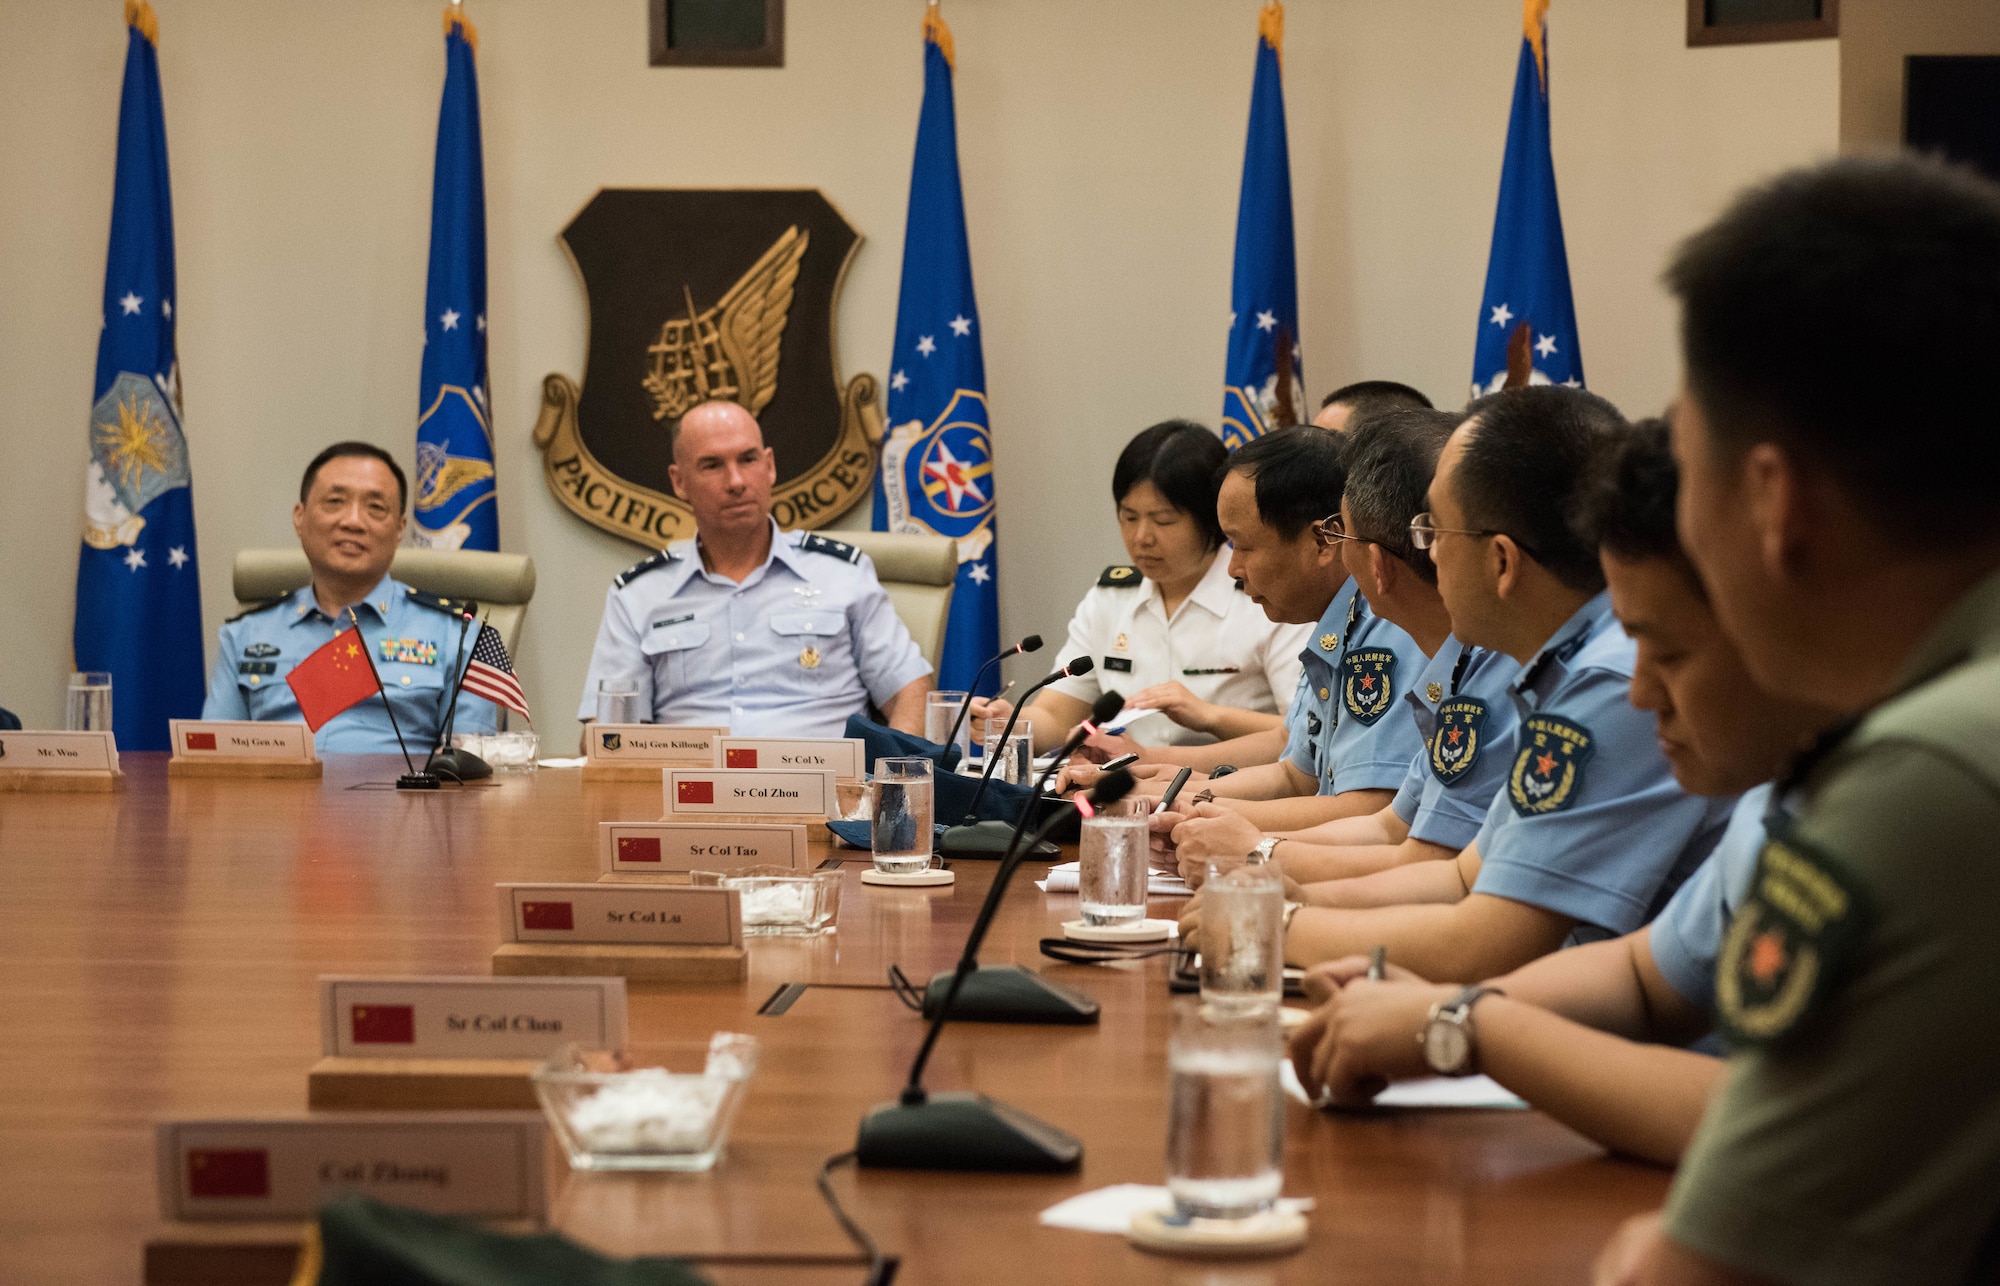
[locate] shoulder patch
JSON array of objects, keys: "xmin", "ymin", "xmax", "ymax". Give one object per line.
[
  {"xmin": 798, "ymin": 533, "xmax": 862, "ymax": 564},
  {"xmin": 1098, "ymin": 564, "xmax": 1142, "ymax": 589},
  {"xmin": 1429, "ymin": 697, "xmax": 1490, "ymax": 786},
  {"xmin": 224, "ymin": 596, "xmax": 289, "ymax": 624},
  {"xmin": 1507, "ymin": 713, "xmax": 1595, "ymax": 816},
  {"xmin": 1340, "ymin": 647, "xmax": 1398, "ymax": 726},
  {"xmin": 1716, "ymin": 829, "xmax": 1870, "ymax": 1046},
  {"xmin": 614, "ymin": 549, "xmax": 679, "ymax": 589},
  {"xmin": 404, "ymin": 588, "xmax": 470, "ymax": 616}
]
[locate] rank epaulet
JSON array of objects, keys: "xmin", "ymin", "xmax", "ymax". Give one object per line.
[
  {"xmin": 798, "ymin": 533, "xmax": 862, "ymax": 564},
  {"xmin": 405, "ymin": 588, "xmax": 470, "ymax": 616},
  {"xmin": 614, "ymin": 549, "xmax": 681, "ymax": 588},
  {"xmin": 1098, "ymin": 565, "xmax": 1142, "ymax": 589},
  {"xmin": 224, "ymin": 596, "xmax": 289, "ymax": 623}
]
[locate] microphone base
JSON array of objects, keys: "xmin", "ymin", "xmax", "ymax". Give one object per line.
[
  {"xmin": 921, "ymin": 964, "xmax": 1099, "ymax": 1025},
  {"xmin": 939, "ymin": 819, "xmax": 1059, "ymax": 861},
  {"xmin": 855, "ymin": 1091, "xmax": 1082, "ymax": 1172},
  {"xmin": 425, "ymin": 747, "xmax": 493, "ymax": 782},
  {"xmin": 395, "ymin": 773, "xmax": 442, "ymax": 791}
]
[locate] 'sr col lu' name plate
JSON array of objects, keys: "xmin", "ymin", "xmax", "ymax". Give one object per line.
[
  {"xmin": 600, "ymin": 821, "xmax": 808, "ymax": 874},
  {"xmin": 319, "ymin": 975, "xmax": 627, "ymax": 1060},
  {"xmin": 496, "ymin": 882, "xmax": 743, "ymax": 947}
]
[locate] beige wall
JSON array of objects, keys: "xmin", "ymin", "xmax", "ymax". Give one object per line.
[
  {"xmin": 0, "ymin": 0, "xmax": 1836, "ymax": 741},
  {"xmin": 1841, "ymin": 0, "xmax": 2000, "ymax": 153}
]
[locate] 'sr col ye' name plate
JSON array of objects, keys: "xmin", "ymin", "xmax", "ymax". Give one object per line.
[
  {"xmin": 0, "ymin": 730, "xmax": 117, "ymax": 772},
  {"xmin": 497, "ymin": 883, "xmax": 743, "ymax": 947},
  {"xmin": 600, "ymin": 821, "xmax": 807, "ymax": 874},
  {"xmin": 170, "ymin": 719, "xmax": 314, "ymax": 761},
  {"xmin": 665, "ymin": 768, "xmax": 835, "ymax": 818},
  {"xmin": 319, "ymin": 975, "xmax": 627, "ymax": 1059},
  {"xmin": 586, "ymin": 725, "xmax": 722, "ymax": 766},
  {"xmin": 718, "ymin": 737, "xmax": 865, "ymax": 780}
]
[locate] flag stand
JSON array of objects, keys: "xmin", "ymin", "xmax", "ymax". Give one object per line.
[
  {"xmin": 423, "ymin": 605, "xmax": 492, "ymax": 783},
  {"xmin": 348, "ymin": 608, "xmax": 440, "ymax": 791}
]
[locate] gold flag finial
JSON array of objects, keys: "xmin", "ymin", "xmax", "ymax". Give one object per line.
[
  {"xmin": 443, "ymin": 2, "xmax": 479, "ymax": 53},
  {"xmin": 1524, "ymin": 0, "xmax": 1549, "ymax": 91},
  {"xmin": 125, "ymin": 0, "xmax": 159, "ymax": 46},
  {"xmin": 1258, "ymin": 2, "xmax": 1284, "ymax": 58},
  {"xmin": 923, "ymin": 3, "xmax": 955, "ymax": 70}
]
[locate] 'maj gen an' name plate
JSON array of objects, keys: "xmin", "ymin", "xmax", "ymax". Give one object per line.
[
  {"xmin": 170, "ymin": 719, "xmax": 315, "ymax": 762},
  {"xmin": 665, "ymin": 767, "xmax": 836, "ymax": 818},
  {"xmin": 496, "ymin": 882, "xmax": 743, "ymax": 947},
  {"xmin": 0, "ymin": 729, "xmax": 117, "ymax": 772},
  {"xmin": 599, "ymin": 821, "xmax": 808, "ymax": 874},
  {"xmin": 586, "ymin": 724, "xmax": 723, "ymax": 766},
  {"xmin": 718, "ymin": 736, "xmax": 865, "ymax": 779},
  {"xmin": 319, "ymin": 975, "xmax": 627, "ymax": 1059},
  {"xmin": 156, "ymin": 1114, "xmax": 546, "ymax": 1221}
]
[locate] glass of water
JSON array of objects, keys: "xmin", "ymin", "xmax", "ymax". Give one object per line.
[
  {"xmin": 66, "ymin": 672, "xmax": 113, "ymax": 732},
  {"xmin": 596, "ymin": 680, "xmax": 643, "ymax": 726},
  {"xmin": 1199, "ymin": 859, "xmax": 1285, "ymax": 1015},
  {"xmin": 871, "ymin": 758, "xmax": 935, "ymax": 876},
  {"xmin": 981, "ymin": 719, "xmax": 1034, "ymax": 786},
  {"xmin": 1078, "ymin": 813, "xmax": 1150, "ymax": 925},
  {"xmin": 924, "ymin": 691, "xmax": 970, "ymax": 763},
  {"xmin": 1166, "ymin": 998, "xmax": 1285, "ymax": 1221}
]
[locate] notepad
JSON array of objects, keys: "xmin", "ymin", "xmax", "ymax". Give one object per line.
[
  {"xmin": 1280, "ymin": 1058, "xmax": 1527, "ymax": 1110},
  {"xmin": 1036, "ymin": 861, "xmax": 1193, "ymax": 898}
]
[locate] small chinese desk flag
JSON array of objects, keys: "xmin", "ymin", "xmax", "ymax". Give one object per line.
[{"xmin": 286, "ymin": 630, "xmax": 381, "ymax": 731}]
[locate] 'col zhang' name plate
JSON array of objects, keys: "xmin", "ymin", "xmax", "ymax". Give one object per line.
[
  {"xmin": 600, "ymin": 821, "xmax": 808, "ymax": 874},
  {"xmin": 0, "ymin": 730, "xmax": 116, "ymax": 772},
  {"xmin": 156, "ymin": 1113, "xmax": 546, "ymax": 1221},
  {"xmin": 719, "ymin": 736, "xmax": 865, "ymax": 779},
  {"xmin": 497, "ymin": 882, "xmax": 743, "ymax": 947},
  {"xmin": 665, "ymin": 767, "xmax": 836, "ymax": 818},
  {"xmin": 170, "ymin": 719, "xmax": 314, "ymax": 761},
  {"xmin": 319, "ymin": 975, "xmax": 627, "ymax": 1059},
  {"xmin": 586, "ymin": 725, "xmax": 723, "ymax": 766}
]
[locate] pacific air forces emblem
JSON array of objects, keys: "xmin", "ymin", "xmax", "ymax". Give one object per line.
[
  {"xmin": 1508, "ymin": 714, "xmax": 1593, "ymax": 816},
  {"xmin": 600, "ymin": 732, "xmax": 623, "ymax": 753},
  {"xmin": 1429, "ymin": 697, "xmax": 1489, "ymax": 786},
  {"xmin": 1715, "ymin": 831, "xmax": 1869, "ymax": 1046},
  {"xmin": 1340, "ymin": 648, "xmax": 1397, "ymax": 726}
]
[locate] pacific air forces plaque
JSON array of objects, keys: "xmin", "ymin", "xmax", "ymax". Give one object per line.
[{"xmin": 533, "ymin": 189, "xmax": 882, "ymax": 547}]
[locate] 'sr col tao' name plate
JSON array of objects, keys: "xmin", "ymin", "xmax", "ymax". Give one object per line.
[
  {"xmin": 665, "ymin": 767, "xmax": 836, "ymax": 818},
  {"xmin": 601, "ymin": 821, "xmax": 808, "ymax": 874},
  {"xmin": 497, "ymin": 883, "xmax": 743, "ymax": 947},
  {"xmin": 319, "ymin": 975, "xmax": 626, "ymax": 1060},
  {"xmin": 719, "ymin": 736, "xmax": 864, "ymax": 779},
  {"xmin": 586, "ymin": 725, "xmax": 723, "ymax": 766},
  {"xmin": 0, "ymin": 730, "xmax": 117, "ymax": 772},
  {"xmin": 170, "ymin": 719, "xmax": 315, "ymax": 761},
  {"xmin": 156, "ymin": 1114, "xmax": 546, "ymax": 1221}
]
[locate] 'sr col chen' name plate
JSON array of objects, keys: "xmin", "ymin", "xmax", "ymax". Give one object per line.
[
  {"xmin": 0, "ymin": 729, "xmax": 117, "ymax": 772},
  {"xmin": 586, "ymin": 725, "xmax": 723, "ymax": 766},
  {"xmin": 156, "ymin": 1114, "xmax": 545, "ymax": 1221},
  {"xmin": 719, "ymin": 737, "xmax": 865, "ymax": 780},
  {"xmin": 319, "ymin": 975, "xmax": 626, "ymax": 1059},
  {"xmin": 665, "ymin": 767, "xmax": 836, "ymax": 818},
  {"xmin": 600, "ymin": 821, "xmax": 808, "ymax": 874},
  {"xmin": 497, "ymin": 882, "xmax": 743, "ymax": 947},
  {"xmin": 170, "ymin": 719, "xmax": 315, "ymax": 761}
]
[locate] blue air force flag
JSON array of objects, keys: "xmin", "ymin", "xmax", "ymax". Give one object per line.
[
  {"xmin": 873, "ymin": 9, "xmax": 1000, "ymax": 696},
  {"xmin": 73, "ymin": 0, "xmax": 203, "ymax": 753},
  {"xmin": 413, "ymin": 6, "xmax": 497, "ymax": 551},
  {"xmin": 1471, "ymin": 0, "xmax": 1583, "ymax": 398},
  {"xmin": 1220, "ymin": 2, "xmax": 1302, "ymax": 450}
]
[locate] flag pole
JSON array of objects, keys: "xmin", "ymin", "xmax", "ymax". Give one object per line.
[
  {"xmin": 347, "ymin": 608, "xmax": 439, "ymax": 790},
  {"xmin": 426, "ymin": 605, "xmax": 493, "ymax": 782}
]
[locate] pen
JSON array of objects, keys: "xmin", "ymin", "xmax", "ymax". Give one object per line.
[{"xmin": 1367, "ymin": 945, "xmax": 1386, "ymax": 981}]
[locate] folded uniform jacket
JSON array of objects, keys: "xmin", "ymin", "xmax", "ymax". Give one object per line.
[{"xmin": 841, "ymin": 715, "xmax": 1081, "ymax": 845}]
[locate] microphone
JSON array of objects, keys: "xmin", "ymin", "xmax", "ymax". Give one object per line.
[
  {"xmin": 939, "ymin": 656, "xmax": 1095, "ymax": 859},
  {"xmin": 857, "ymin": 760, "xmax": 1138, "ymax": 1173},
  {"xmin": 425, "ymin": 600, "xmax": 493, "ymax": 783},
  {"xmin": 941, "ymin": 634, "xmax": 1042, "ymax": 754}
]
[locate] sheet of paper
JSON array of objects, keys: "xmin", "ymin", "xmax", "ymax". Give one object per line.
[
  {"xmin": 1097, "ymin": 708, "xmax": 1166, "ymax": 736},
  {"xmin": 1038, "ymin": 1184, "xmax": 1313, "ymax": 1235},
  {"xmin": 1036, "ymin": 860, "xmax": 1192, "ymax": 898},
  {"xmin": 537, "ymin": 757, "xmax": 586, "ymax": 768},
  {"xmin": 1280, "ymin": 1058, "xmax": 1527, "ymax": 1110}
]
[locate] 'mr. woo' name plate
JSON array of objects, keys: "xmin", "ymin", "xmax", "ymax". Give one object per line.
[
  {"xmin": 665, "ymin": 767, "xmax": 836, "ymax": 818},
  {"xmin": 0, "ymin": 730, "xmax": 117, "ymax": 772},
  {"xmin": 169, "ymin": 719, "xmax": 314, "ymax": 761},
  {"xmin": 719, "ymin": 737, "xmax": 865, "ymax": 779},
  {"xmin": 319, "ymin": 975, "xmax": 626, "ymax": 1059},
  {"xmin": 600, "ymin": 821, "xmax": 807, "ymax": 874},
  {"xmin": 156, "ymin": 1114, "xmax": 546, "ymax": 1221},
  {"xmin": 496, "ymin": 882, "xmax": 743, "ymax": 947},
  {"xmin": 586, "ymin": 725, "xmax": 722, "ymax": 766}
]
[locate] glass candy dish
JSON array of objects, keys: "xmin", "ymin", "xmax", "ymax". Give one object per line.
[
  {"xmin": 533, "ymin": 1034, "xmax": 759, "ymax": 1172},
  {"xmin": 691, "ymin": 865, "xmax": 842, "ymax": 936}
]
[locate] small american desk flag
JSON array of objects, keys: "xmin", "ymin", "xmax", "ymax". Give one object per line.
[{"xmin": 461, "ymin": 622, "xmax": 529, "ymax": 721}]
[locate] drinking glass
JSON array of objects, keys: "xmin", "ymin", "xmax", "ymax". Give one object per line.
[
  {"xmin": 981, "ymin": 720, "xmax": 1034, "ymax": 787},
  {"xmin": 1165, "ymin": 999, "xmax": 1285, "ymax": 1220},
  {"xmin": 1199, "ymin": 859, "xmax": 1285, "ymax": 1015},
  {"xmin": 924, "ymin": 691, "xmax": 970, "ymax": 763},
  {"xmin": 1077, "ymin": 814, "xmax": 1149, "ymax": 925},
  {"xmin": 870, "ymin": 758, "xmax": 935, "ymax": 875},
  {"xmin": 596, "ymin": 681, "xmax": 643, "ymax": 726},
  {"xmin": 66, "ymin": 672, "xmax": 113, "ymax": 732}
]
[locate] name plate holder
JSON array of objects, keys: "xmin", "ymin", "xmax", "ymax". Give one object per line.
[
  {"xmin": 491, "ymin": 882, "xmax": 746, "ymax": 983},
  {"xmin": 664, "ymin": 766, "xmax": 837, "ymax": 842},
  {"xmin": 0, "ymin": 729, "xmax": 121, "ymax": 793},
  {"xmin": 167, "ymin": 719, "xmax": 321, "ymax": 780},
  {"xmin": 581, "ymin": 724, "xmax": 723, "ymax": 782}
]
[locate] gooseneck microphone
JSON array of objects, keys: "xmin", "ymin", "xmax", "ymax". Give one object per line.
[
  {"xmin": 942, "ymin": 634, "xmax": 1043, "ymax": 754},
  {"xmin": 963, "ymin": 654, "xmax": 1092, "ymax": 818},
  {"xmin": 938, "ymin": 656, "xmax": 1097, "ymax": 860}
]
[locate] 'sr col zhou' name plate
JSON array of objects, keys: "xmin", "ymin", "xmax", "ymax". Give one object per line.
[
  {"xmin": 719, "ymin": 737, "xmax": 864, "ymax": 780},
  {"xmin": 497, "ymin": 883, "xmax": 743, "ymax": 947},
  {"xmin": 170, "ymin": 719, "xmax": 314, "ymax": 761},
  {"xmin": 587, "ymin": 725, "xmax": 722, "ymax": 766},
  {"xmin": 319, "ymin": 975, "xmax": 626, "ymax": 1059},
  {"xmin": 601, "ymin": 821, "xmax": 807, "ymax": 874},
  {"xmin": 0, "ymin": 730, "xmax": 116, "ymax": 772},
  {"xmin": 665, "ymin": 767, "xmax": 835, "ymax": 818},
  {"xmin": 156, "ymin": 1114, "xmax": 545, "ymax": 1221}
]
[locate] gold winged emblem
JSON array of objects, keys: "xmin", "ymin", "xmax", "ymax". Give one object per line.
[{"xmin": 643, "ymin": 225, "xmax": 809, "ymax": 422}]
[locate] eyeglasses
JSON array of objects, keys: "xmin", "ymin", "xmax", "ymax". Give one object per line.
[
  {"xmin": 1408, "ymin": 512, "xmax": 1542, "ymax": 562},
  {"xmin": 1312, "ymin": 513, "xmax": 1379, "ymax": 549}
]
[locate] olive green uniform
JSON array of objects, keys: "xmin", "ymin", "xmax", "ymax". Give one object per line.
[{"xmin": 1665, "ymin": 569, "xmax": 2000, "ymax": 1283}]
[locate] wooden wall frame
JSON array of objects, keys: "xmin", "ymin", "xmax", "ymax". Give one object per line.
[
  {"xmin": 650, "ymin": 0, "xmax": 785, "ymax": 68},
  {"xmin": 1687, "ymin": 0, "xmax": 1838, "ymax": 47}
]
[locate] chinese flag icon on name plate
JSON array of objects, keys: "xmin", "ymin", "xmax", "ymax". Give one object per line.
[
  {"xmin": 187, "ymin": 1148, "xmax": 270, "ymax": 1199},
  {"xmin": 677, "ymin": 780, "xmax": 715, "ymax": 805},
  {"xmin": 522, "ymin": 901, "xmax": 575, "ymax": 931},
  {"xmin": 725, "ymin": 748, "xmax": 758, "ymax": 768},
  {"xmin": 618, "ymin": 836, "xmax": 663, "ymax": 863},
  {"xmin": 351, "ymin": 1003, "xmax": 416, "ymax": 1044},
  {"xmin": 286, "ymin": 628, "xmax": 381, "ymax": 731},
  {"xmin": 184, "ymin": 731, "xmax": 217, "ymax": 751}
]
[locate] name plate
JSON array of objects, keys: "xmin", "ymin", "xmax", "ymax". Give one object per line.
[
  {"xmin": 0, "ymin": 730, "xmax": 116, "ymax": 772},
  {"xmin": 170, "ymin": 719, "xmax": 315, "ymax": 762},
  {"xmin": 665, "ymin": 767, "xmax": 836, "ymax": 818},
  {"xmin": 319, "ymin": 975, "xmax": 626, "ymax": 1059},
  {"xmin": 599, "ymin": 821, "xmax": 808, "ymax": 874},
  {"xmin": 497, "ymin": 882, "xmax": 743, "ymax": 947},
  {"xmin": 156, "ymin": 1114, "xmax": 545, "ymax": 1221},
  {"xmin": 719, "ymin": 736, "xmax": 864, "ymax": 779},
  {"xmin": 586, "ymin": 725, "xmax": 723, "ymax": 766}
]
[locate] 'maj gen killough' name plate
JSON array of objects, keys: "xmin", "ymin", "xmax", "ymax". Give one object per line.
[
  {"xmin": 664, "ymin": 767, "xmax": 835, "ymax": 819},
  {"xmin": 585, "ymin": 725, "xmax": 722, "ymax": 766},
  {"xmin": 599, "ymin": 821, "xmax": 808, "ymax": 875},
  {"xmin": 495, "ymin": 882, "xmax": 743, "ymax": 948},
  {"xmin": 319, "ymin": 975, "xmax": 626, "ymax": 1059},
  {"xmin": 170, "ymin": 719, "xmax": 314, "ymax": 761},
  {"xmin": 156, "ymin": 1114, "xmax": 546, "ymax": 1221},
  {"xmin": 718, "ymin": 737, "xmax": 864, "ymax": 780}
]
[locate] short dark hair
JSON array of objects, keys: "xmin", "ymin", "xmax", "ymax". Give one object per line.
[
  {"xmin": 1320, "ymin": 380, "xmax": 1434, "ymax": 417},
  {"xmin": 1342, "ymin": 409, "xmax": 1461, "ymax": 585},
  {"xmin": 1579, "ymin": 418, "xmax": 1701, "ymax": 596},
  {"xmin": 1455, "ymin": 387, "xmax": 1626, "ymax": 594},
  {"xmin": 1667, "ymin": 155, "xmax": 2000, "ymax": 542},
  {"xmin": 300, "ymin": 442, "xmax": 409, "ymax": 513},
  {"xmin": 1112, "ymin": 420, "xmax": 1229, "ymax": 551},
  {"xmin": 1225, "ymin": 425, "xmax": 1347, "ymax": 541}
]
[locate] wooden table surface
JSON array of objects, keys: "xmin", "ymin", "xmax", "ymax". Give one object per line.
[{"xmin": 0, "ymin": 755, "xmax": 1669, "ymax": 1284}]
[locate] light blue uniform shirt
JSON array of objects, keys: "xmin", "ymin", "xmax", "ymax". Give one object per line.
[
  {"xmin": 1469, "ymin": 591, "xmax": 1738, "ymax": 939},
  {"xmin": 202, "ymin": 574, "xmax": 498, "ymax": 754},
  {"xmin": 1389, "ymin": 637, "xmax": 1524, "ymax": 850},
  {"xmin": 577, "ymin": 521, "xmax": 932, "ymax": 738},
  {"xmin": 1650, "ymin": 783, "xmax": 1774, "ymax": 1011},
  {"xmin": 1284, "ymin": 582, "xmax": 1427, "ymax": 796}
]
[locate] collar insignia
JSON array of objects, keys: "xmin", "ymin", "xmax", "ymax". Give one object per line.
[{"xmin": 1319, "ymin": 633, "xmax": 1339, "ymax": 652}]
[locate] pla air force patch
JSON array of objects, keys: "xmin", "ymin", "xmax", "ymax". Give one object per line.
[
  {"xmin": 1508, "ymin": 714, "xmax": 1593, "ymax": 816},
  {"xmin": 1340, "ymin": 649, "xmax": 1397, "ymax": 726},
  {"xmin": 1429, "ymin": 698, "xmax": 1489, "ymax": 786},
  {"xmin": 1716, "ymin": 832, "xmax": 1869, "ymax": 1046}
]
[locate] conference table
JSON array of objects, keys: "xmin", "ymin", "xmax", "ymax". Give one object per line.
[{"xmin": 0, "ymin": 754, "xmax": 1670, "ymax": 1284}]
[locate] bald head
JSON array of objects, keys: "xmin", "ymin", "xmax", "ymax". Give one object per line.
[
  {"xmin": 674, "ymin": 399, "xmax": 764, "ymax": 464},
  {"xmin": 668, "ymin": 399, "xmax": 778, "ymax": 541}
]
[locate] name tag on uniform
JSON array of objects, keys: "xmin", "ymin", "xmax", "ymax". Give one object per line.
[
  {"xmin": 0, "ymin": 730, "xmax": 117, "ymax": 772},
  {"xmin": 496, "ymin": 883, "xmax": 743, "ymax": 947},
  {"xmin": 319, "ymin": 976, "xmax": 626, "ymax": 1059},
  {"xmin": 156, "ymin": 1114, "xmax": 546, "ymax": 1221},
  {"xmin": 600, "ymin": 821, "xmax": 808, "ymax": 874},
  {"xmin": 718, "ymin": 737, "xmax": 864, "ymax": 779},
  {"xmin": 586, "ymin": 725, "xmax": 722, "ymax": 767},
  {"xmin": 665, "ymin": 768, "xmax": 836, "ymax": 818},
  {"xmin": 170, "ymin": 719, "xmax": 315, "ymax": 762}
]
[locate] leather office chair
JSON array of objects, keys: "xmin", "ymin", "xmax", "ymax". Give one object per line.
[
  {"xmin": 232, "ymin": 548, "xmax": 537, "ymax": 656},
  {"xmin": 837, "ymin": 531, "xmax": 958, "ymax": 673}
]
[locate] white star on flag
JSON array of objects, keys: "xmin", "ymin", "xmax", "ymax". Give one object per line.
[
  {"xmin": 119, "ymin": 292, "xmax": 143, "ymax": 315},
  {"xmin": 161, "ymin": 299, "xmax": 172, "ymax": 318},
  {"xmin": 1562, "ymin": 378, "xmax": 1583, "ymax": 388},
  {"xmin": 167, "ymin": 546, "xmax": 188, "ymax": 569},
  {"xmin": 476, "ymin": 314, "xmax": 486, "ymax": 331},
  {"xmin": 1489, "ymin": 303, "xmax": 1513, "ymax": 328},
  {"xmin": 949, "ymin": 315, "xmax": 972, "ymax": 336},
  {"xmin": 440, "ymin": 309, "xmax": 460, "ymax": 331},
  {"xmin": 916, "ymin": 335, "xmax": 936, "ymax": 357},
  {"xmin": 890, "ymin": 370, "xmax": 908, "ymax": 391},
  {"xmin": 1535, "ymin": 333, "xmax": 1558, "ymax": 358},
  {"xmin": 124, "ymin": 548, "xmax": 146, "ymax": 571},
  {"xmin": 1254, "ymin": 310, "xmax": 1277, "ymax": 332},
  {"xmin": 921, "ymin": 439, "xmax": 988, "ymax": 512},
  {"xmin": 967, "ymin": 561, "xmax": 992, "ymax": 584}
]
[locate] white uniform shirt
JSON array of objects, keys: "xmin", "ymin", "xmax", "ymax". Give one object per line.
[{"xmin": 1045, "ymin": 552, "xmax": 1309, "ymax": 746}]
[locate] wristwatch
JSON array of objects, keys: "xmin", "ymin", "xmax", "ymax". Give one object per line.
[
  {"xmin": 1248, "ymin": 837, "xmax": 1280, "ymax": 865},
  {"xmin": 1419, "ymin": 985, "xmax": 1504, "ymax": 1077}
]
